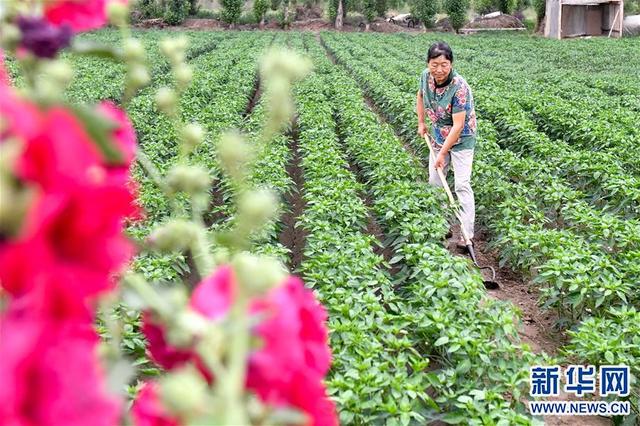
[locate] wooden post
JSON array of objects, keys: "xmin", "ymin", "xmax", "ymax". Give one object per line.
[{"xmin": 608, "ymin": 5, "xmax": 620, "ymax": 37}]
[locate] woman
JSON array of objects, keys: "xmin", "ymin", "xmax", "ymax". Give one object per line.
[{"xmin": 416, "ymin": 41, "xmax": 477, "ymax": 249}]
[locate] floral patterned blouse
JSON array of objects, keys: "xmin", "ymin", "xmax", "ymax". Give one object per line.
[{"xmin": 419, "ymin": 69, "xmax": 477, "ymax": 151}]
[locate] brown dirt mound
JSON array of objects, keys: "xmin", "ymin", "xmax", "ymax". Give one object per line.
[
  {"xmin": 291, "ymin": 18, "xmax": 332, "ymax": 31},
  {"xmin": 135, "ymin": 18, "xmax": 168, "ymax": 29},
  {"xmin": 182, "ymin": 18, "xmax": 223, "ymax": 29},
  {"xmin": 466, "ymin": 13, "xmax": 524, "ymax": 29},
  {"xmin": 295, "ymin": 4, "xmax": 324, "ymax": 20}
]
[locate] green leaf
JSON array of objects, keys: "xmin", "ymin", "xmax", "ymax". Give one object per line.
[
  {"xmin": 441, "ymin": 412, "xmax": 466, "ymax": 424},
  {"xmin": 604, "ymin": 350, "xmax": 615, "ymax": 363},
  {"xmin": 71, "ymin": 39, "xmax": 122, "ymax": 61},
  {"xmin": 434, "ymin": 336, "xmax": 449, "ymax": 346},
  {"xmin": 71, "ymin": 105, "xmax": 123, "ymax": 164}
]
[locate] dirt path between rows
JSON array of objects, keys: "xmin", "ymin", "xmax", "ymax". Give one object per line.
[{"xmin": 278, "ymin": 119, "xmax": 307, "ymax": 272}]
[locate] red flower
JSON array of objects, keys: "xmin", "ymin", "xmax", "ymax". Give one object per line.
[
  {"xmin": 0, "ymin": 94, "xmax": 138, "ymax": 320},
  {"xmin": 0, "ymin": 187, "xmax": 136, "ymax": 318},
  {"xmin": 0, "ymin": 303, "xmax": 122, "ymax": 426},
  {"xmin": 16, "ymin": 107, "xmax": 106, "ymax": 191},
  {"xmin": 142, "ymin": 313, "xmax": 194, "ymax": 371},
  {"xmin": 131, "ymin": 382, "xmax": 181, "ymax": 426},
  {"xmin": 143, "ymin": 266, "xmax": 337, "ymax": 426},
  {"xmin": 44, "ymin": 0, "xmax": 110, "ymax": 32}
]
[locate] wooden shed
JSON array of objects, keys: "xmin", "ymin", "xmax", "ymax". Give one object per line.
[{"xmin": 545, "ymin": 0, "xmax": 624, "ymax": 38}]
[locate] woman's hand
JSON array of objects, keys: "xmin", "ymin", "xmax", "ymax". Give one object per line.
[
  {"xmin": 435, "ymin": 151, "xmax": 447, "ymax": 170},
  {"xmin": 418, "ymin": 121, "xmax": 427, "ymax": 137}
]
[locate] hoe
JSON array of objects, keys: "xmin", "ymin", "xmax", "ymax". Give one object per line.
[{"xmin": 424, "ymin": 134, "xmax": 498, "ymax": 290}]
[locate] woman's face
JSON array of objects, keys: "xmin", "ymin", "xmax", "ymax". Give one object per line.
[{"xmin": 428, "ymin": 55, "xmax": 452, "ymax": 83}]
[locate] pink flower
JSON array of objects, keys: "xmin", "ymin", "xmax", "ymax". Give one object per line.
[
  {"xmin": 0, "ymin": 51, "xmax": 10, "ymax": 86},
  {"xmin": 44, "ymin": 0, "xmax": 110, "ymax": 32},
  {"xmin": 143, "ymin": 266, "xmax": 337, "ymax": 426},
  {"xmin": 0, "ymin": 186, "xmax": 136, "ymax": 318},
  {"xmin": 0, "ymin": 98, "xmax": 138, "ymax": 320},
  {"xmin": 97, "ymin": 101, "xmax": 136, "ymax": 165},
  {"xmin": 131, "ymin": 382, "xmax": 181, "ymax": 426},
  {"xmin": 0, "ymin": 302, "xmax": 122, "ymax": 426},
  {"xmin": 0, "ymin": 84, "xmax": 42, "ymax": 142}
]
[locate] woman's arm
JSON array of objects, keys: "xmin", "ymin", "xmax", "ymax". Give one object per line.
[{"xmin": 417, "ymin": 90, "xmax": 427, "ymax": 136}]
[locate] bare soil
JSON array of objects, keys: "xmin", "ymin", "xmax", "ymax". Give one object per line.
[
  {"xmin": 342, "ymin": 146, "xmax": 399, "ymax": 275},
  {"xmin": 278, "ymin": 121, "xmax": 307, "ymax": 272},
  {"xmin": 136, "ymin": 16, "xmax": 437, "ymax": 33},
  {"xmin": 448, "ymin": 225, "xmax": 564, "ymax": 355},
  {"xmin": 465, "ymin": 13, "xmax": 524, "ymax": 29}
]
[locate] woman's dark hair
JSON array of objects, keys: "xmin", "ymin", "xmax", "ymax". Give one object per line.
[{"xmin": 427, "ymin": 42, "xmax": 453, "ymax": 62}]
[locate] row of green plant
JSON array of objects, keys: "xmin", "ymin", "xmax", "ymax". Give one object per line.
[
  {"xmin": 293, "ymin": 53, "xmax": 441, "ymax": 425},
  {"xmin": 110, "ymin": 32, "xmax": 274, "ymax": 379}
]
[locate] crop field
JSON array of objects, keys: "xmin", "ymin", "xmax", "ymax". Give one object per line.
[{"xmin": 5, "ymin": 30, "xmax": 638, "ymax": 424}]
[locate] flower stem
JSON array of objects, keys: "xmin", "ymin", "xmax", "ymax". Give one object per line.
[{"xmin": 222, "ymin": 291, "xmax": 250, "ymax": 424}]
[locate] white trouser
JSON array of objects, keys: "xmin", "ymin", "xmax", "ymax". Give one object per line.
[{"xmin": 428, "ymin": 147, "xmax": 475, "ymax": 240}]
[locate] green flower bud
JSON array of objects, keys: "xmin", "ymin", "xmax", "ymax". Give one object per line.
[
  {"xmin": 166, "ymin": 309, "xmax": 207, "ymax": 348},
  {"xmin": 123, "ymin": 38, "xmax": 145, "ymax": 62},
  {"xmin": 107, "ymin": 1, "xmax": 129, "ymax": 27},
  {"xmin": 238, "ymin": 188, "xmax": 278, "ymax": 228},
  {"xmin": 260, "ymin": 48, "xmax": 312, "ymax": 83},
  {"xmin": 218, "ymin": 131, "xmax": 252, "ymax": 181},
  {"xmin": 232, "ymin": 252, "xmax": 287, "ymax": 295},
  {"xmin": 41, "ymin": 60, "xmax": 73, "ymax": 89},
  {"xmin": 148, "ymin": 220, "xmax": 198, "ymax": 253},
  {"xmin": 1, "ymin": 24, "xmax": 21, "ymax": 49},
  {"xmin": 160, "ymin": 367, "xmax": 207, "ymax": 418},
  {"xmin": 155, "ymin": 86, "xmax": 177, "ymax": 116},
  {"xmin": 264, "ymin": 77, "xmax": 294, "ymax": 133},
  {"xmin": 0, "ymin": 141, "xmax": 34, "ymax": 237},
  {"xmin": 127, "ymin": 64, "xmax": 150, "ymax": 89},
  {"xmin": 181, "ymin": 123, "xmax": 205, "ymax": 150},
  {"xmin": 166, "ymin": 164, "xmax": 211, "ymax": 195},
  {"xmin": 174, "ymin": 64, "xmax": 192, "ymax": 90},
  {"xmin": 160, "ymin": 38, "xmax": 186, "ymax": 65}
]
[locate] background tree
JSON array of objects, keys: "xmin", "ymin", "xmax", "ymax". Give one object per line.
[
  {"xmin": 498, "ymin": 0, "xmax": 517, "ymax": 14},
  {"xmin": 188, "ymin": 0, "xmax": 199, "ymax": 14},
  {"xmin": 474, "ymin": 0, "xmax": 496, "ymax": 14},
  {"xmin": 329, "ymin": 0, "xmax": 345, "ymax": 28},
  {"xmin": 412, "ymin": 0, "xmax": 438, "ymax": 29},
  {"xmin": 221, "ymin": 0, "xmax": 243, "ymax": 27},
  {"xmin": 280, "ymin": 0, "xmax": 296, "ymax": 29},
  {"xmin": 375, "ymin": 0, "xmax": 387, "ymax": 17},
  {"xmin": 444, "ymin": 0, "xmax": 469, "ymax": 32},
  {"xmin": 164, "ymin": 0, "xmax": 190, "ymax": 24},
  {"xmin": 363, "ymin": 0, "xmax": 376, "ymax": 29},
  {"xmin": 534, "ymin": 0, "xmax": 545, "ymax": 29},
  {"xmin": 254, "ymin": 0, "xmax": 269, "ymax": 26}
]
